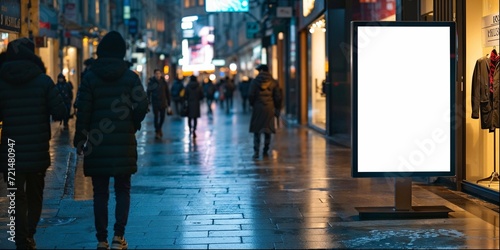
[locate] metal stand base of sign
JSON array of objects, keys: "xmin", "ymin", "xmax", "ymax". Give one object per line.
[{"xmin": 356, "ymin": 177, "xmax": 453, "ymax": 220}]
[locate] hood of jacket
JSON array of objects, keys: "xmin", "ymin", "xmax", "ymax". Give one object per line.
[
  {"xmin": 91, "ymin": 58, "xmax": 128, "ymax": 81},
  {"xmin": 187, "ymin": 80, "xmax": 199, "ymax": 89},
  {"xmin": 254, "ymin": 71, "xmax": 274, "ymax": 90},
  {"xmin": 0, "ymin": 60, "xmax": 44, "ymax": 84}
]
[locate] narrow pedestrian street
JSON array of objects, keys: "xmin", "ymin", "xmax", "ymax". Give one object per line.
[{"xmin": 0, "ymin": 95, "xmax": 498, "ymax": 249}]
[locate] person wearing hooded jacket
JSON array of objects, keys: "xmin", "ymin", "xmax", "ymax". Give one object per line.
[
  {"xmin": 0, "ymin": 38, "xmax": 67, "ymax": 249},
  {"xmin": 56, "ymin": 73, "xmax": 74, "ymax": 129},
  {"xmin": 184, "ymin": 75, "xmax": 204, "ymax": 138},
  {"xmin": 73, "ymin": 31, "xmax": 148, "ymax": 250},
  {"xmin": 248, "ymin": 64, "xmax": 282, "ymax": 159}
]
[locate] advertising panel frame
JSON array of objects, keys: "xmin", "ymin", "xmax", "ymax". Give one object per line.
[{"xmin": 351, "ymin": 21, "xmax": 457, "ymax": 178}]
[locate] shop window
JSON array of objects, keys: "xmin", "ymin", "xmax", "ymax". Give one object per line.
[
  {"xmin": 465, "ymin": 0, "xmax": 499, "ymax": 192},
  {"xmin": 307, "ymin": 16, "xmax": 327, "ymax": 130}
]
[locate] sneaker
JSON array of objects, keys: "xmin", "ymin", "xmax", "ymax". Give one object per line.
[
  {"xmin": 192, "ymin": 131, "xmax": 197, "ymax": 138},
  {"xmin": 252, "ymin": 152, "xmax": 259, "ymax": 159},
  {"xmin": 27, "ymin": 237, "xmax": 36, "ymax": 249},
  {"xmin": 97, "ymin": 241, "xmax": 109, "ymax": 250},
  {"xmin": 111, "ymin": 236, "xmax": 128, "ymax": 250}
]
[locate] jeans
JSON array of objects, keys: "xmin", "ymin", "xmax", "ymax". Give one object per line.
[
  {"xmin": 152, "ymin": 106, "xmax": 166, "ymax": 132},
  {"xmin": 173, "ymin": 100, "xmax": 183, "ymax": 116},
  {"xmin": 188, "ymin": 118, "xmax": 198, "ymax": 132},
  {"xmin": 206, "ymin": 98, "xmax": 213, "ymax": 114},
  {"xmin": 14, "ymin": 171, "xmax": 46, "ymax": 249},
  {"xmin": 241, "ymin": 97, "xmax": 248, "ymax": 113},
  {"xmin": 253, "ymin": 133, "xmax": 271, "ymax": 153},
  {"xmin": 92, "ymin": 175, "xmax": 131, "ymax": 242}
]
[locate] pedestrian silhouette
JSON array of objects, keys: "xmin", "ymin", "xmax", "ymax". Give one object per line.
[
  {"xmin": 73, "ymin": 31, "xmax": 148, "ymax": 250},
  {"xmin": 249, "ymin": 64, "xmax": 282, "ymax": 159},
  {"xmin": 147, "ymin": 69, "xmax": 171, "ymax": 139},
  {"xmin": 184, "ymin": 75, "xmax": 204, "ymax": 138},
  {"xmin": 55, "ymin": 73, "xmax": 74, "ymax": 129},
  {"xmin": 0, "ymin": 37, "xmax": 67, "ymax": 249}
]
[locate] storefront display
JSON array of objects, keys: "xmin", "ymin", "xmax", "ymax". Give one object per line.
[
  {"xmin": 307, "ymin": 16, "xmax": 327, "ymax": 130},
  {"xmin": 465, "ymin": 0, "xmax": 499, "ymax": 193}
]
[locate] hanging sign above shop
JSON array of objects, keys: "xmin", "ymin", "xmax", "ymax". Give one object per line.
[
  {"xmin": 351, "ymin": 21, "xmax": 456, "ymax": 178},
  {"xmin": 482, "ymin": 13, "xmax": 499, "ymax": 48},
  {"xmin": 0, "ymin": 0, "xmax": 21, "ymax": 33}
]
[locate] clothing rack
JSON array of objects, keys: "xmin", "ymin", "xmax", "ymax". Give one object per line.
[{"xmin": 476, "ymin": 129, "xmax": 499, "ymax": 187}]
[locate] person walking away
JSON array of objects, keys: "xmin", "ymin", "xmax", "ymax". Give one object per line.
[
  {"xmin": 223, "ymin": 76, "xmax": 235, "ymax": 113},
  {"xmin": 170, "ymin": 76, "xmax": 185, "ymax": 116},
  {"xmin": 55, "ymin": 73, "xmax": 74, "ymax": 129},
  {"xmin": 74, "ymin": 58, "xmax": 95, "ymax": 115},
  {"xmin": 0, "ymin": 38, "xmax": 67, "ymax": 249},
  {"xmin": 239, "ymin": 76, "xmax": 252, "ymax": 113},
  {"xmin": 185, "ymin": 75, "xmax": 204, "ymax": 138},
  {"xmin": 147, "ymin": 69, "xmax": 171, "ymax": 139},
  {"xmin": 249, "ymin": 64, "xmax": 282, "ymax": 159},
  {"xmin": 202, "ymin": 78, "xmax": 216, "ymax": 115},
  {"xmin": 73, "ymin": 31, "xmax": 148, "ymax": 250}
]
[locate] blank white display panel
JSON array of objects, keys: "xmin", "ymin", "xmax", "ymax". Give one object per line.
[{"xmin": 352, "ymin": 22, "xmax": 456, "ymax": 177}]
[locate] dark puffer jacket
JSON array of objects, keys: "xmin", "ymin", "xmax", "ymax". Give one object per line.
[
  {"xmin": 73, "ymin": 58, "xmax": 148, "ymax": 176},
  {"xmin": 248, "ymin": 71, "xmax": 282, "ymax": 134},
  {"xmin": 185, "ymin": 79, "xmax": 204, "ymax": 118},
  {"xmin": 0, "ymin": 60, "xmax": 67, "ymax": 173}
]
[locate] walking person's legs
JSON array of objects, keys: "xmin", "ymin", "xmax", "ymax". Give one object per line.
[
  {"xmin": 91, "ymin": 176, "xmax": 111, "ymax": 248},
  {"xmin": 263, "ymin": 133, "xmax": 271, "ymax": 157},
  {"xmin": 192, "ymin": 118, "xmax": 198, "ymax": 138},
  {"xmin": 25, "ymin": 171, "xmax": 45, "ymax": 248},
  {"xmin": 158, "ymin": 108, "xmax": 166, "ymax": 137},
  {"xmin": 14, "ymin": 173, "xmax": 29, "ymax": 249},
  {"xmin": 112, "ymin": 175, "xmax": 131, "ymax": 249},
  {"xmin": 152, "ymin": 106, "xmax": 161, "ymax": 138},
  {"xmin": 253, "ymin": 133, "xmax": 261, "ymax": 159}
]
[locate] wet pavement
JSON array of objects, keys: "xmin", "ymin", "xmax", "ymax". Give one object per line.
[{"xmin": 0, "ymin": 95, "xmax": 499, "ymax": 249}]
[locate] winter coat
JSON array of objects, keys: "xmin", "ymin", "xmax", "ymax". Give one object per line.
[
  {"xmin": 56, "ymin": 81, "xmax": 74, "ymax": 108},
  {"xmin": 0, "ymin": 60, "xmax": 67, "ymax": 173},
  {"xmin": 471, "ymin": 56, "xmax": 499, "ymax": 131},
  {"xmin": 203, "ymin": 81, "xmax": 216, "ymax": 100},
  {"xmin": 248, "ymin": 71, "xmax": 282, "ymax": 134},
  {"xmin": 239, "ymin": 79, "xmax": 251, "ymax": 98},
  {"xmin": 147, "ymin": 76, "xmax": 171, "ymax": 109},
  {"xmin": 185, "ymin": 80, "xmax": 204, "ymax": 118},
  {"xmin": 171, "ymin": 79, "xmax": 185, "ymax": 102},
  {"xmin": 223, "ymin": 79, "xmax": 236, "ymax": 98},
  {"xmin": 73, "ymin": 58, "xmax": 148, "ymax": 176}
]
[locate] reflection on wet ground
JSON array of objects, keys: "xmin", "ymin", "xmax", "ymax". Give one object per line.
[{"xmin": 0, "ymin": 99, "xmax": 498, "ymax": 249}]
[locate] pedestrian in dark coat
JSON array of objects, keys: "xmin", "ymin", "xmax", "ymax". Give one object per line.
[
  {"xmin": 0, "ymin": 37, "xmax": 67, "ymax": 249},
  {"xmin": 249, "ymin": 64, "xmax": 282, "ymax": 159},
  {"xmin": 202, "ymin": 78, "xmax": 216, "ymax": 114},
  {"xmin": 170, "ymin": 76, "xmax": 185, "ymax": 116},
  {"xmin": 185, "ymin": 75, "xmax": 204, "ymax": 137},
  {"xmin": 56, "ymin": 73, "xmax": 74, "ymax": 129},
  {"xmin": 73, "ymin": 31, "xmax": 148, "ymax": 250},
  {"xmin": 238, "ymin": 76, "xmax": 252, "ymax": 113},
  {"xmin": 147, "ymin": 69, "xmax": 171, "ymax": 139},
  {"xmin": 222, "ymin": 76, "xmax": 235, "ymax": 113}
]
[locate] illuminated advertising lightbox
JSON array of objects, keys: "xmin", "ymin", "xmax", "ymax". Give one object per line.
[
  {"xmin": 205, "ymin": 0, "xmax": 249, "ymax": 12},
  {"xmin": 351, "ymin": 22, "xmax": 456, "ymax": 178}
]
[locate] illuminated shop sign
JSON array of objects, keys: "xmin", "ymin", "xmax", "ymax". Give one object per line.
[
  {"xmin": 205, "ymin": 0, "xmax": 249, "ymax": 13},
  {"xmin": 0, "ymin": 0, "xmax": 21, "ymax": 33},
  {"xmin": 482, "ymin": 13, "xmax": 499, "ymax": 47},
  {"xmin": 351, "ymin": 22, "xmax": 456, "ymax": 178}
]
